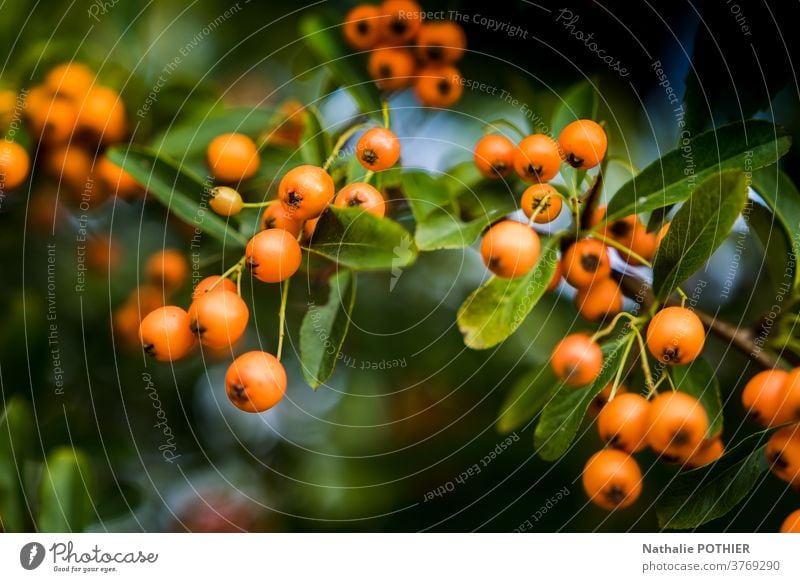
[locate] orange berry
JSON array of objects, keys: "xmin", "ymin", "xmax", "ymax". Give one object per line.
[
  {"xmin": 356, "ymin": 127, "xmax": 400, "ymax": 171},
  {"xmin": 343, "ymin": 4, "xmax": 383, "ymax": 51},
  {"xmin": 245, "ymin": 229, "xmax": 302, "ymax": 283},
  {"xmin": 480, "ymin": 220, "xmax": 540, "ymax": 278},
  {"xmin": 520, "ymin": 183, "xmax": 562, "ymax": 223},
  {"xmin": 368, "ymin": 47, "xmax": 416, "ymax": 91},
  {"xmin": 777, "ymin": 368, "xmax": 800, "ymax": 423},
  {"xmin": 582, "ymin": 449, "xmax": 642, "ymax": 510},
  {"xmin": 656, "ymin": 222, "xmax": 671, "ymax": 246},
  {"xmin": 27, "ymin": 95, "xmax": 77, "ymax": 143},
  {"xmin": 647, "ymin": 391, "xmax": 709, "ymax": 458},
  {"xmin": 0, "ymin": 141, "xmax": 30, "ymax": 190},
  {"xmin": 77, "ymin": 86, "xmax": 127, "ymax": 143},
  {"xmin": 558, "ymin": 119, "xmax": 607, "ymax": 169},
  {"xmin": 45, "ymin": 62, "xmax": 94, "ymax": 101},
  {"xmin": 146, "ymin": 249, "xmax": 189, "ymax": 293},
  {"xmin": 97, "ymin": 156, "xmax": 140, "ymax": 198},
  {"xmin": 415, "ymin": 21, "xmax": 466, "ymax": 64},
  {"xmin": 303, "ymin": 217, "xmax": 320, "ymax": 241},
  {"xmin": 685, "ymin": 437, "xmax": 724, "ymax": 468},
  {"xmin": 766, "ymin": 425, "xmax": 800, "ymax": 486},
  {"xmin": 334, "ymin": 182, "xmax": 386, "ymax": 217},
  {"xmin": 474, "ymin": 134, "xmax": 515, "ymax": 179},
  {"xmin": 780, "ymin": 509, "xmax": 800, "ymax": 533},
  {"xmin": 513, "ymin": 134, "xmax": 561, "ymax": 183},
  {"xmin": 192, "ymin": 275, "xmax": 237, "ymax": 300},
  {"xmin": 646, "ymin": 307, "xmax": 706, "ymax": 365},
  {"xmin": 209, "ymin": 186, "xmax": 244, "ymax": 217},
  {"xmin": 575, "ymin": 277, "xmax": 623, "ymax": 321},
  {"xmin": 551, "ymin": 334, "xmax": 603, "ymax": 387},
  {"xmin": 127, "ymin": 284, "xmax": 164, "ymax": 317},
  {"xmin": 742, "ymin": 369, "xmax": 791, "ymax": 427},
  {"xmin": 139, "ymin": 306, "xmax": 196, "ymax": 362},
  {"xmin": 43, "ymin": 144, "xmax": 93, "ymax": 193},
  {"xmin": 546, "ymin": 260, "xmax": 562, "ymax": 292},
  {"xmin": 379, "ymin": 0, "xmax": 422, "ymax": 44},
  {"xmin": 597, "ymin": 393, "xmax": 650, "ymax": 453},
  {"xmin": 207, "ymin": 133, "xmax": 260, "ymax": 183},
  {"xmin": 225, "ymin": 351, "xmax": 287, "ymax": 413},
  {"xmin": 278, "ymin": 165, "xmax": 335, "ymax": 221},
  {"xmin": 561, "ymin": 238, "xmax": 611, "ymax": 288},
  {"xmin": 261, "ymin": 203, "xmax": 303, "ymax": 237},
  {"xmin": 188, "ymin": 290, "xmax": 249, "ymax": 350},
  {"xmin": 414, "ymin": 65, "xmax": 463, "ymax": 107}
]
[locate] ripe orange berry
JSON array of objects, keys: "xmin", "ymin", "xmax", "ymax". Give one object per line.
[
  {"xmin": 558, "ymin": 119, "xmax": 607, "ymax": 169},
  {"xmin": 766, "ymin": 425, "xmax": 800, "ymax": 486},
  {"xmin": 551, "ymin": 334, "xmax": 603, "ymax": 387},
  {"xmin": 546, "ymin": 260, "xmax": 562, "ymax": 292},
  {"xmin": 0, "ymin": 141, "xmax": 30, "ymax": 190},
  {"xmin": 27, "ymin": 95, "xmax": 77, "ymax": 143},
  {"xmin": 480, "ymin": 220, "xmax": 540, "ymax": 278},
  {"xmin": 209, "ymin": 186, "xmax": 244, "ymax": 217},
  {"xmin": 575, "ymin": 277, "xmax": 623, "ymax": 321},
  {"xmin": 597, "ymin": 393, "xmax": 650, "ymax": 453},
  {"xmin": 188, "ymin": 290, "xmax": 249, "ymax": 350},
  {"xmin": 603, "ymin": 215, "xmax": 639, "ymax": 247},
  {"xmin": 415, "ymin": 22, "xmax": 466, "ymax": 64},
  {"xmin": 474, "ymin": 134, "xmax": 515, "ymax": 179},
  {"xmin": 245, "ymin": 229, "xmax": 302, "ymax": 283},
  {"xmin": 77, "ymin": 86, "xmax": 127, "ymax": 143},
  {"xmin": 97, "ymin": 156, "xmax": 140, "ymax": 198},
  {"xmin": 114, "ymin": 303, "xmax": 141, "ymax": 349},
  {"xmin": 146, "ymin": 249, "xmax": 188, "ymax": 293},
  {"xmin": 225, "ymin": 351, "xmax": 287, "ymax": 413},
  {"xmin": 45, "ymin": 62, "xmax": 94, "ymax": 101},
  {"xmin": 781, "ymin": 509, "xmax": 800, "ymax": 533},
  {"xmin": 656, "ymin": 222, "xmax": 671, "ymax": 246},
  {"xmin": 192, "ymin": 275, "xmax": 237, "ymax": 299},
  {"xmin": 368, "ymin": 47, "xmax": 416, "ymax": 91},
  {"xmin": 207, "ymin": 133, "xmax": 260, "ymax": 183},
  {"xmin": 582, "ymin": 449, "xmax": 642, "ymax": 510},
  {"xmin": 278, "ymin": 165, "xmax": 335, "ymax": 221},
  {"xmin": 742, "ymin": 369, "xmax": 790, "ymax": 427},
  {"xmin": 303, "ymin": 217, "xmax": 320, "ymax": 241},
  {"xmin": 647, "ymin": 391, "xmax": 709, "ymax": 458},
  {"xmin": 261, "ymin": 203, "xmax": 303, "ymax": 237},
  {"xmin": 621, "ymin": 224, "xmax": 657, "ymax": 266},
  {"xmin": 43, "ymin": 144, "xmax": 93, "ymax": 193},
  {"xmin": 520, "ymin": 184, "xmax": 562, "ymax": 223},
  {"xmin": 777, "ymin": 368, "xmax": 800, "ymax": 423},
  {"xmin": 356, "ymin": 127, "xmax": 400, "ymax": 172},
  {"xmin": 379, "ymin": 0, "xmax": 422, "ymax": 44},
  {"xmin": 414, "ymin": 65, "xmax": 463, "ymax": 107},
  {"xmin": 513, "ymin": 134, "xmax": 561, "ymax": 183},
  {"xmin": 685, "ymin": 437, "xmax": 724, "ymax": 468},
  {"xmin": 561, "ymin": 238, "xmax": 611, "ymax": 288},
  {"xmin": 343, "ymin": 4, "xmax": 382, "ymax": 51},
  {"xmin": 334, "ymin": 182, "xmax": 386, "ymax": 217},
  {"xmin": 127, "ymin": 284, "xmax": 165, "ymax": 316},
  {"xmin": 646, "ymin": 307, "xmax": 706, "ymax": 365},
  {"xmin": 139, "ymin": 306, "xmax": 196, "ymax": 362}
]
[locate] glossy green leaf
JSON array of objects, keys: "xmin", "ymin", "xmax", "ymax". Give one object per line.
[
  {"xmin": 300, "ymin": 270, "xmax": 357, "ymax": 389},
  {"xmin": 668, "ymin": 358, "xmax": 723, "ymax": 438},
  {"xmin": 299, "ymin": 14, "xmax": 382, "ymax": 115},
  {"xmin": 458, "ymin": 237, "xmax": 560, "ymax": 349},
  {"xmin": 497, "ymin": 364, "xmax": 559, "ymax": 434},
  {"xmin": 38, "ymin": 447, "xmax": 94, "ymax": 533},
  {"xmin": 0, "ymin": 398, "xmax": 34, "ymax": 531},
  {"xmin": 745, "ymin": 203, "xmax": 795, "ymax": 292},
  {"xmin": 652, "ymin": 171, "xmax": 748, "ymax": 301},
  {"xmin": 402, "ymin": 171, "xmax": 515, "ymax": 251},
  {"xmin": 657, "ymin": 429, "xmax": 774, "ymax": 530},
  {"xmin": 307, "ymin": 206, "xmax": 417, "ymax": 271},
  {"xmin": 106, "ymin": 146, "xmax": 248, "ymax": 247},
  {"xmin": 534, "ymin": 335, "xmax": 631, "ymax": 461},
  {"xmin": 551, "ymin": 80, "xmax": 599, "ymax": 136},
  {"xmin": 607, "ymin": 121, "xmax": 791, "ymax": 220}
]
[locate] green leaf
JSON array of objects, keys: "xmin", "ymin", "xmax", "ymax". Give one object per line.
[
  {"xmin": 300, "ymin": 107, "xmax": 332, "ymax": 167},
  {"xmin": 657, "ymin": 429, "xmax": 774, "ymax": 530},
  {"xmin": 745, "ymin": 203, "xmax": 795, "ymax": 292},
  {"xmin": 402, "ymin": 171, "xmax": 515, "ymax": 251},
  {"xmin": 457, "ymin": 238, "xmax": 560, "ymax": 349},
  {"xmin": 668, "ymin": 359, "xmax": 723, "ymax": 438},
  {"xmin": 497, "ymin": 364, "xmax": 559, "ymax": 434},
  {"xmin": 299, "ymin": 14, "xmax": 382, "ymax": 115},
  {"xmin": 652, "ymin": 171, "xmax": 748, "ymax": 301},
  {"xmin": 607, "ymin": 121, "xmax": 791, "ymax": 221},
  {"xmin": 106, "ymin": 146, "xmax": 248, "ymax": 247},
  {"xmin": 307, "ymin": 206, "xmax": 417, "ymax": 271},
  {"xmin": 150, "ymin": 107, "xmax": 276, "ymax": 159},
  {"xmin": 37, "ymin": 447, "xmax": 94, "ymax": 533},
  {"xmin": 0, "ymin": 398, "xmax": 34, "ymax": 531},
  {"xmin": 534, "ymin": 335, "xmax": 631, "ymax": 461},
  {"xmin": 751, "ymin": 168, "xmax": 800, "ymax": 290},
  {"xmin": 300, "ymin": 270, "xmax": 357, "ymax": 389},
  {"xmin": 551, "ymin": 80, "xmax": 599, "ymax": 136}
]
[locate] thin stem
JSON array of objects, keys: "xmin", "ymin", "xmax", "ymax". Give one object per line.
[
  {"xmin": 676, "ymin": 287, "xmax": 688, "ymax": 307},
  {"xmin": 207, "ymin": 256, "xmax": 247, "ymax": 292},
  {"xmin": 526, "ymin": 194, "xmax": 551, "ymax": 226},
  {"xmin": 363, "ymin": 170, "xmax": 375, "ymax": 184},
  {"xmin": 382, "ymin": 100, "xmax": 390, "ymax": 128},
  {"xmin": 241, "ymin": 200, "xmax": 278, "ymax": 209},
  {"xmin": 609, "ymin": 334, "xmax": 636, "ymax": 401},
  {"xmin": 591, "ymin": 232, "xmax": 652, "ymax": 268},
  {"xmin": 276, "ymin": 277, "xmax": 291, "ymax": 361},
  {"xmin": 323, "ymin": 123, "xmax": 367, "ymax": 171},
  {"xmin": 483, "ymin": 118, "xmax": 527, "ymax": 140},
  {"xmin": 590, "ymin": 311, "xmax": 640, "ymax": 342},
  {"xmin": 236, "ymin": 266, "xmax": 243, "ymax": 296},
  {"xmin": 632, "ymin": 326, "xmax": 655, "ymax": 392}
]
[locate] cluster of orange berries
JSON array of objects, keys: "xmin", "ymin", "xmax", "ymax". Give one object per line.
[
  {"xmin": 343, "ymin": 1, "xmax": 466, "ymax": 107},
  {"xmin": 133, "ymin": 123, "xmax": 401, "ymax": 413}
]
